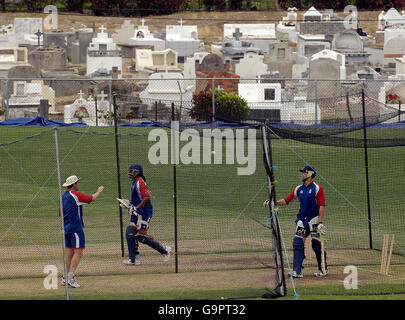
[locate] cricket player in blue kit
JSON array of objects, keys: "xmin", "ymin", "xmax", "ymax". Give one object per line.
[
  {"xmin": 122, "ymin": 164, "xmax": 171, "ymax": 265},
  {"xmin": 265, "ymin": 166, "xmax": 327, "ymax": 278},
  {"xmin": 61, "ymin": 175, "xmax": 104, "ymax": 288}
]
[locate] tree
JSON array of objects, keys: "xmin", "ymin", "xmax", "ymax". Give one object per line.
[
  {"xmin": 229, "ymin": 0, "xmax": 243, "ymax": 10},
  {"xmin": 66, "ymin": 0, "xmax": 85, "ymax": 13},
  {"xmin": 203, "ymin": 0, "xmax": 226, "ymax": 11}
]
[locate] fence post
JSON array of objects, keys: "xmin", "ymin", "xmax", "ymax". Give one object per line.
[
  {"xmin": 362, "ymin": 89, "xmax": 373, "ymax": 250},
  {"xmin": 399, "ymin": 101, "xmax": 401, "ymax": 123},
  {"xmin": 212, "ymin": 79, "xmax": 215, "ymax": 122},
  {"xmin": 54, "ymin": 128, "xmax": 70, "ymax": 300},
  {"xmin": 155, "ymin": 101, "xmax": 158, "ymax": 121},
  {"xmin": 113, "ymin": 94, "xmax": 125, "ymax": 257},
  {"xmin": 346, "ymin": 93, "xmax": 353, "ymax": 123},
  {"xmin": 108, "ymin": 79, "xmax": 113, "ymax": 126},
  {"xmin": 95, "ymin": 95, "xmax": 98, "ymax": 127},
  {"xmin": 5, "ymin": 79, "xmax": 9, "ymax": 121},
  {"xmin": 39, "ymin": 99, "xmax": 49, "ymax": 119},
  {"xmin": 314, "ymin": 80, "xmax": 318, "ymax": 124}
]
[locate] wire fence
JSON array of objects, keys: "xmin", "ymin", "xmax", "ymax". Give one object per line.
[{"xmin": 1, "ymin": 78, "xmax": 404, "ymax": 126}]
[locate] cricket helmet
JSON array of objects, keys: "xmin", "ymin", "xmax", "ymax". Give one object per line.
[
  {"xmin": 299, "ymin": 166, "xmax": 316, "ymax": 179},
  {"xmin": 128, "ymin": 164, "xmax": 145, "ymax": 180}
]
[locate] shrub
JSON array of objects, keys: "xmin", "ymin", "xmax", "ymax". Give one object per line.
[{"xmin": 190, "ymin": 89, "xmax": 250, "ymax": 122}]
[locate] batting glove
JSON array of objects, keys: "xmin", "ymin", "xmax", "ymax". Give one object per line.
[
  {"xmin": 263, "ymin": 200, "xmax": 270, "ymax": 207},
  {"xmin": 318, "ymin": 223, "xmax": 327, "ymax": 235},
  {"xmin": 128, "ymin": 204, "xmax": 138, "ymax": 216}
]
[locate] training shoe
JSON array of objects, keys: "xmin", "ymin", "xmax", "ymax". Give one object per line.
[
  {"xmin": 61, "ymin": 276, "xmax": 66, "ymax": 286},
  {"xmin": 288, "ymin": 271, "xmax": 303, "ymax": 278},
  {"xmin": 162, "ymin": 246, "xmax": 171, "ymax": 262},
  {"xmin": 122, "ymin": 259, "xmax": 135, "ymax": 265},
  {"xmin": 134, "ymin": 255, "xmax": 141, "ymax": 265},
  {"xmin": 68, "ymin": 276, "xmax": 80, "ymax": 288},
  {"xmin": 314, "ymin": 269, "xmax": 328, "ymax": 277}
]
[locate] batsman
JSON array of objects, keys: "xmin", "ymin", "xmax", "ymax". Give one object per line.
[
  {"xmin": 120, "ymin": 164, "xmax": 171, "ymax": 265},
  {"xmin": 264, "ymin": 166, "xmax": 327, "ymax": 278}
]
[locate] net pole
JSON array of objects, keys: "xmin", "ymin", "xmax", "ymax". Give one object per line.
[
  {"xmin": 5, "ymin": 79, "xmax": 9, "ymax": 121},
  {"xmin": 362, "ymin": 89, "xmax": 373, "ymax": 250},
  {"xmin": 54, "ymin": 128, "xmax": 70, "ymax": 300},
  {"xmin": 212, "ymin": 79, "xmax": 215, "ymax": 122},
  {"xmin": 113, "ymin": 94, "xmax": 125, "ymax": 257},
  {"xmin": 171, "ymin": 102, "xmax": 179, "ymax": 273},
  {"xmin": 261, "ymin": 124, "xmax": 286, "ymax": 297},
  {"xmin": 95, "ymin": 96, "xmax": 98, "ymax": 127},
  {"xmin": 265, "ymin": 124, "xmax": 286, "ymax": 296}
]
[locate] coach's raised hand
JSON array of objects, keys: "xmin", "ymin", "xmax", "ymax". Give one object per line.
[{"xmin": 92, "ymin": 186, "xmax": 104, "ymax": 201}]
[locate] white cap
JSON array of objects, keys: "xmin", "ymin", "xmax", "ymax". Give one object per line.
[{"xmin": 62, "ymin": 175, "xmax": 80, "ymax": 187}]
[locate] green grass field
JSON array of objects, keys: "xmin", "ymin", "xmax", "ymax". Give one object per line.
[{"xmin": 0, "ymin": 125, "xmax": 405, "ymax": 300}]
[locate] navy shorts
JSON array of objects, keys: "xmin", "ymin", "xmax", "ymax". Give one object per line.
[
  {"xmin": 65, "ymin": 230, "xmax": 85, "ymax": 249},
  {"xmin": 130, "ymin": 211, "xmax": 152, "ymax": 231}
]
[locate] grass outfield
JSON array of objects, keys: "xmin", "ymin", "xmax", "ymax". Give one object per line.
[{"xmin": 0, "ymin": 125, "xmax": 405, "ymax": 299}]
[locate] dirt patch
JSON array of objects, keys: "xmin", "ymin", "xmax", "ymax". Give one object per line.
[{"xmin": 0, "ymin": 10, "xmax": 380, "ymax": 45}]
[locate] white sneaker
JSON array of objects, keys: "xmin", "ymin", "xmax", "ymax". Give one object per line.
[
  {"xmin": 61, "ymin": 276, "xmax": 66, "ymax": 286},
  {"xmin": 68, "ymin": 276, "xmax": 80, "ymax": 288},
  {"xmin": 162, "ymin": 246, "xmax": 171, "ymax": 262},
  {"xmin": 122, "ymin": 259, "xmax": 135, "ymax": 265},
  {"xmin": 314, "ymin": 269, "xmax": 328, "ymax": 277},
  {"xmin": 289, "ymin": 271, "xmax": 303, "ymax": 278},
  {"xmin": 134, "ymin": 255, "xmax": 141, "ymax": 265}
]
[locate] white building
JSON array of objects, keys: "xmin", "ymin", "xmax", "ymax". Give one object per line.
[
  {"xmin": 139, "ymin": 72, "xmax": 194, "ymax": 107},
  {"xmin": 165, "ymin": 20, "xmax": 204, "ymax": 59},
  {"xmin": 128, "ymin": 19, "xmax": 165, "ymax": 51},
  {"xmin": 86, "ymin": 26, "xmax": 122, "ymax": 78}
]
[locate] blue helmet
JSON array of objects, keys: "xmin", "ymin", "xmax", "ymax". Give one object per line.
[
  {"xmin": 299, "ymin": 166, "xmax": 316, "ymax": 178},
  {"xmin": 128, "ymin": 164, "xmax": 143, "ymax": 180}
]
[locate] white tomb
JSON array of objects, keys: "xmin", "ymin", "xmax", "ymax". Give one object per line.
[
  {"xmin": 289, "ymin": 96, "xmax": 320, "ymax": 124},
  {"xmin": 311, "ymin": 49, "xmax": 346, "ymax": 80},
  {"xmin": 0, "ymin": 25, "xmax": 16, "ymax": 48},
  {"xmin": 139, "ymin": 72, "xmax": 194, "ymax": 107},
  {"xmin": 234, "ymin": 52, "xmax": 268, "ymax": 83},
  {"xmin": 277, "ymin": 8, "xmax": 299, "ymax": 43},
  {"xmin": 8, "ymin": 80, "xmax": 55, "ymax": 118},
  {"xmin": 0, "ymin": 46, "xmax": 30, "ymax": 78},
  {"xmin": 304, "ymin": 6, "xmax": 323, "ymax": 21},
  {"xmin": 297, "ymin": 34, "xmax": 330, "ymax": 58},
  {"xmin": 64, "ymin": 90, "xmax": 105, "ymax": 126},
  {"xmin": 223, "ymin": 24, "xmax": 276, "ymax": 52},
  {"xmin": 395, "ymin": 55, "xmax": 405, "ymax": 75},
  {"xmin": 238, "ymin": 82, "xmax": 285, "ymax": 121},
  {"xmin": 378, "ymin": 8, "xmax": 405, "ymax": 28},
  {"xmin": 383, "ymin": 27, "xmax": 405, "ymax": 58},
  {"xmin": 135, "ymin": 48, "xmax": 178, "ymax": 72},
  {"xmin": 86, "ymin": 25, "xmax": 122, "ymax": 78},
  {"xmin": 128, "ymin": 19, "xmax": 165, "ymax": 51},
  {"xmin": 14, "ymin": 18, "xmax": 42, "ymax": 45},
  {"xmin": 112, "ymin": 20, "xmax": 135, "ymax": 46},
  {"xmin": 183, "ymin": 52, "xmax": 210, "ymax": 88},
  {"xmin": 165, "ymin": 19, "xmax": 204, "ymax": 59}
]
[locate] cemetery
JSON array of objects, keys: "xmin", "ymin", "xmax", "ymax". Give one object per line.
[{"xmin": 0, "ymin": 7, "xmax": 404, "ymax": 124}]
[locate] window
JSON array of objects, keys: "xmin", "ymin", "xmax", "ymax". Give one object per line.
[
  {"xmin": 16, "ymin": 83, "xmax": 25, "ymax": 96},
  {"xmin": 295, "ymin": 100, "xmax": 305, "ymax": 109},
  {"xmin": 99, "ymin": 44, "xmax": 107, "ymax": 52},
  {"xmin": 277, "ymin": 48, "xmax": 286, "ymax": 59},
  {"xmin": 264, "ymin": 88, "xmax": 275, "ymax": 101},
  {"xmin": 17, "ymin": 50, "xmax": 25, "ymax": 62}
]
